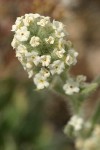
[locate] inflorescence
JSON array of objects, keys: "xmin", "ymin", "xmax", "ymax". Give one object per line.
[{"xmin": 11, "ymin": 13, "xmax": 78, "ymax": 91}]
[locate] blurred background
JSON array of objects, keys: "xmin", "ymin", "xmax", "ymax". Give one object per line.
[{"xmin": 0, "ymin": 0, "xmax": 100, "ymax": 149}]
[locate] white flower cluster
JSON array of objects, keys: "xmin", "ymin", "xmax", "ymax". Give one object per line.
[
  {"xmin": 63, "ymin": 75, "xmax": 87, "ymax": 95},
  {"xmin": 76, "ymin": 125, "xmax": 100, "ymax": 150},
  {"xmin": 11, "ymin": 13, "xmax": 78, "ymax": 90}
]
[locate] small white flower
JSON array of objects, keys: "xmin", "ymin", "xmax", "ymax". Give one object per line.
[
  {"xmin": 41, "ymin": 16, "xmax": 50, "ymax": 20},
  {"xmin": 53, "ymin": 48, "xmax": 65, "ymax": 58},
  {"xmin": 25, "ymin": 51, "xmax": 40, "ymax": 66},
  {"xmin": 58, "ymin": 38, "xmax": 65, "ymax": 49},
  {"xmin": 45, "ymin": 36, "xmax": 55, "ymax": 44},
  {"xmin": 34, "ymin": 74, "xmax": 49, "ymax": 89},
  {"xmin": 15, "ymin": 26, "xmax": 30, "ymax": 41},
  {"xmin": 63, "ymin": 79, "xmax": 80, "ymax": 95},
  {"xmin": 40, "ymin": 68, "xmax": 50, "ymax": 78},
  {"xmin": 30, "ymin": 36, "xmax": 40, "ymax": 47},
  {"xmin": 68, "ymin": 115, "xmax": 83, "ymax": 131},
  {"xmin": 69, "ymin": 49, "xmax": 78, "ymax": 57},
  {"xmin": 41, "ymin": 55, "xmax": 51, "ymax": 66},
  {"xmin": 16, "ymin": 51, "xmax": 22, "ymax": 58},
  {"xmin": 76, "ymin": 75, "xmax": 87, "ymax": 83},
  {"xmin": 23, "ymin": 14, "xmax": 34, "ymax": 26},
  {"xmin": 33, "ymin": 13, "xmax": 40, "ymax": 18},
  {"xmin": 53, "ymin": 20, "xmax": 64, "ymax": 31},
  {"xmin": 65, "ymin": 55, "xmax": 74, "ymax": 66},
  {"xmin": 26, "ymin": 62, "xmax": 33, "ymax": 69},
  {"xmin": 55, "ymin": 30, "xmax": 65, "ymax": 38},
  {"xmin": 16, "ymin": 45, "xmax": 27, "ymax": 59},
  {"xmin": 65, "ymin": 49, "xmax": 78, "ymax": 66},
  {"xmin": 11, "ymin": 25, "xmax": 18, "ymax": 32},
  {"xmin": 28, "ymin": 70, "xmax": 34, "ymax": 78},
  {"xmin": 11, "ymin": 16, "xmax": 23, "ymax": 31},
  {"xmin": 37, "ymin": 18, "xmax": 49, "ymax": 27},
  {"xmin": 17, "ymin": 44, "xmax": 27, "ymax": 55},
  {"xmin": 11, "ymin": 37, "xmax": 19, "ymax": 49},
  {"xmin": 15, "ymin": 16, "xmax": 23, "ymax": 24},
  {"xmin": 49, "ymin": 60, "xmax": 65, "ymax": 75}
]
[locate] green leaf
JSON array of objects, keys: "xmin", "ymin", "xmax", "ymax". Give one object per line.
[{"xmin": 80, "ymin": 83, "xmax": 98, "ymax": 96}]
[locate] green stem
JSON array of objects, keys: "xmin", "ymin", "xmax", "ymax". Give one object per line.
[{"xmin": 91, "ymin": 100, "xmax": 100, "ymax": 125}]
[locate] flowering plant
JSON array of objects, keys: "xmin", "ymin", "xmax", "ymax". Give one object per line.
[
  {"xmin": 11, "ymin": 13, "xmax": 78, "ymax": 90},
  {"xmin": 11, "ymin": 13, "xmax": 100, "ymax": 150}
]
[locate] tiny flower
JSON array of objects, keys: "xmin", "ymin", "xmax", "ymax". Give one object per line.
[
  {"xmin": 45, "ymin": 36, "xmax": 55, "ymax": 44},
  {"xmin": 65, "ymin": 55, "xmax": 74, "ymax": 66},
  {"xmin": 55, "ymin": 30, "xmax": 65, "ymax": 38},
  {"xmin": 76, "ymin": 75, "xmax": 87, "ymax": 83},
  {"xmin": 37, "ymin": 18, "xmax": 49, "ymax": 27},
  {"xmin": 68, "ymin": 115, "xmax": 83, "ymax": 131},
  {"xmin": 41, "ymin": 55, "xmax": 51, "ymax": 66},
  {"xmin": 11, "ymin": 37, "xmax": 19, "ymax": 49},
  {"xmin": 40, "ymin": 68, "xmax": 50, "ymax": 78},
  {"xmin": 11, "ymin": 16, "xmax": 23, "ymax": 31},
  {"xmin": 23, "ymin": 14, "xmax": 34, "ymax": 26},
  {"xmin": 53, "ymin": 20, "xmax": 64, "ymax": 31},
  {"xmin": 30, "ymin": 36, "xmax": 40, "ymax": 47},
  {"xmin": 16, "ymin": 51, "xmax": 22, "ymax": 58},
  {"xmin": 34, "ymin": 74, "xmax": 49, "ymax": 89},
  {"xmin": 33, "ymin": 13, "xmax": 40, "ymax": 18},
  {"xmin": 25, "ymin": 51, "xmax": 40, "ymax": 66},
  {"xmin": 49, "ymin": 60, "xmax": 65, "ymax": 75},
  {"xmin": 17, "ymin": 44, "xmax": 27, "ymax": 55},
  {"xmin": 53, "ymin": 48, "xmax": 65, "ymax": 58},
  {"xmin": 58, "ymin": 38, "xmax": 65, "ymax": 49},
  {"xmin": 63, "ymin": 78, "xmax": 80, "ymax": 95},
  {"xmin": 26, "ymin": 62, "xmax": 33, "ymax": 69},
  {"xmin": 11, "ymin": 25, "xmax": 18, "ymax": 32},
  {"xmin": 65, "ymin": 49, "xmax": 78, "ymax": 66},
  {"xmin": 15, "ymin": 26, "xmax": 30, "ymax": 41},
  {"xmin": 28, "ymin": 70, "xmax": 34, "ymax": 78}
]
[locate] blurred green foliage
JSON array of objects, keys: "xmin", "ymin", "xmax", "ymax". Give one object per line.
[{"xmin": 0, "ymin": 76, "xmax": 73, "ymax": 150}]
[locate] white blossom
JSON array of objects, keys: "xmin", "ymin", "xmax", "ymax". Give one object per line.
[
  {"xmin": 53, "ymin": 20, "xmax": 64, "ymax": 31},
  {"xmin": 11, "ymin": 37, "xmax": 19, "ymax": 49},
  {"xmin": 25, "ymin": 51, "xmax": 40, "ymax": 66},
  {"xmin": 26, "ymin": 62, "xmax": 33, "ymax": 69},
  {"xmin": 16, "ymin": 51, "xmax": 22, "ymax": 58},
  {"xmin": 66, "ymin": 49, "xmax": 78, "ymax": 66},
  {"xmin": 58, "ymin": 38, "xmax": 65, "ymax": 49},
  {"xmin": 76, "ymin": 75, "xmax": 87, "ymax": 83},
  {"xmin": 34, "ymin": 74, "xmax": 49, "ymax": 89},
  {"xmin": 23, "ymin": 14, "xmax": 34, "ymax": 26},
  {"xmin": 28, "ymin": 70, "xmax": 34, "ymax": 78},
  {"xmin": 69, "ymin": 49, "xmax": 78, "ymax": 57},
  {"xmin": 40, "ymin": 68, "xmax": 50, "ymax": 78},
  {"xmin": 41, "ymin": 55, "xmax": 51, "ymax": 66},
  {"xmin": 11, "ymin": 16, "xmax": 23, "ymax": 31},
  {"xmin": 15, "ymin": 26, "xmax": 30, "ymax": 41},
  {"xmin": 45, "ymin": 36, "xmax": 55, "ymax": 44},
  {"xmin": 49, "ymin": 60, "xmax": 65, "ymax": 75},
  {"xmin": 63, "ymin": 78, "xmax": 80, "ymax": 95},
  {"xmin": 37, "ymin": 18, "xmax": 49, "ymax": 27},
  {"xmin": 33, "ymin": 13, "xmax": 40, "ymax": 18},
  {"xmin": 30, "ymin": 36, "xmax": 40, "ymax": 47},
  {"xmin": 53, "ymin": 48, "xmax": 65, "ymax": 58},
  {"xmin": 55, "ymin": 30, "xmax": 65, "ymax": 38},
  {"xmin": 66, "ymin": 55, "xmax": 74, "ymax": 66},
  {"xmin": 68, "ymin": 115, "xmax": 83, "ymax": 131},
  {"xmin": 17, "ymin": 44, "xmax": 27, "ymax": 55}
]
